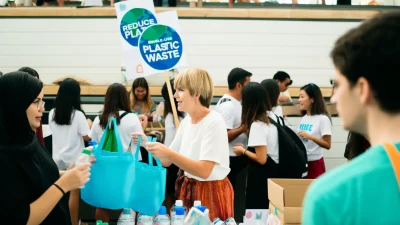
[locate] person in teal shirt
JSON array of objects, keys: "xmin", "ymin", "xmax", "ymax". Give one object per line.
[{"xmin": 302, "ymin": 12, "xmax": 400, "ymax": 225}]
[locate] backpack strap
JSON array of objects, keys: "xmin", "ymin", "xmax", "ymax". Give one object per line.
[
  {"xmin": 98, "ymin": 111, "xmax": 131, "ymax": 120},
  {"xmin": 383, "ymin": 143, "xmax": 400, "ymax": 190},
  {"xmin": 120, "ymin": 111, "xmax": 131, "ymax": 120}
]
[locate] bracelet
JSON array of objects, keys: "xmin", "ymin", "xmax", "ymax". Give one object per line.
[
  {"xmin": 243, "ymin": 149, "xmax": 247, "ymax": 156},
  {"xmin": 53, "ymin": 183, "xmax": 66, "ymax": 195}
]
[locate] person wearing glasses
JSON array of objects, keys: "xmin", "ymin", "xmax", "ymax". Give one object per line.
[
  {"xmin": 273, "ymin": 71, "xmax": 293, "ymax": 104},
  {"xmin": 0, "ymin": 72, "xmax": 92, "ymax": 225},
  {"xmin": 19, "ymin": 67, "xmax": 45, "ymax": 146}
]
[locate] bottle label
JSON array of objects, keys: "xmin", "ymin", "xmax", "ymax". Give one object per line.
[{"xmin": 137, "ymin": 216, "xmax": 153, "ymax": 225}]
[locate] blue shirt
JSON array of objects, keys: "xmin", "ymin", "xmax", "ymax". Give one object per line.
[{"xmin": 302, "ymin": 143, "xmax": 400, "ymax": 225}]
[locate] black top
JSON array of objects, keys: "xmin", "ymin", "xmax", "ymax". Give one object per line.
[{"xmin": 0, "ymin": 137, "xmax": 71, "ymax": 225}]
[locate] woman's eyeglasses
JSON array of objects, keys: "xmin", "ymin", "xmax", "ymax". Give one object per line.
[{"xmin": 33, "ymin": 100, "xmax": 45, "ymax": 110}]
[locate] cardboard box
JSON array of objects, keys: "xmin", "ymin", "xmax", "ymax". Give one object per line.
[{"xmin": 267, "ymin": 179, "xmax": 314, "ymax": 225}]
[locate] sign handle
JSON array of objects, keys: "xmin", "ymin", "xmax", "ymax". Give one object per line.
[{"xmin": 164, "ymin": 70, "xmax": 180, "ymax": 128}]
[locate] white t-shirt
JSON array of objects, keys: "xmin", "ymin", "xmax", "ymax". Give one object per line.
[
  {"xmin": 214, "ymin": 94, "xmax": 247, "ymax": 156},
  {"xmin": 49, "ymin": 109, "xmax": 90, "ymax": 170},
  {"xmin": 272, "ymin": 106, "xmax": 283, "ymax": 118},
  {"xmin": 170, "ymin": 111, "xmax": 231, "ymax": 181},
  {"xmin": 164, "ymin": 113, "xmax": 184, "ymax": 147},
  {"xmin": 280, "ymin": 90, "xmax": 292, "ymax": 102},
  {"xmin": 298, "ymin": 114, "xmax": 332, "ymax": 161},
  {"xmin": 247, "ymin": 112, "xmax": 280, "ymax": 164},
  {"xmin": 89, "ymin": 111, "xmax": 143, "ymax": 159}
]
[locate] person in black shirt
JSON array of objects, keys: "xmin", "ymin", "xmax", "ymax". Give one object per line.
[{"xmin": 0, "ymin": 72, "xmax": 91, "ymax": 225}]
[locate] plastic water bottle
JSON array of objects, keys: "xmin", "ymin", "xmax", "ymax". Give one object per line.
[
  {"xmin": 170, "ymin": 200, "xmax": 186, "ymax": 223},
  {"xmin": 154, "ymin": 206, "xmax": 170, "ymax": 225},
  {"xmin": 137, "ymin": 213, "xmax": 153, "ymax": 225},
  {"xmin": 75, "ymin": 149, "xmax": 91, "ymax": 188},
  {"xmin": 117, "ymin": 208, "xmax": 135, "ymax": 225},
  {"xmin": 172, "ymin": 207, "xmax": 185, "ymax": 225},
  {"xmin": 213, "ymin": 218, "xmax": 226, "ymax": 225},
  {"xmin": 225, "ymin": 218, "xmax": 237, "ymax": 225}
]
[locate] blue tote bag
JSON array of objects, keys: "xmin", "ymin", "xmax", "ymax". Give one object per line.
[
  {"xmin": 81, "ymin": 118, "xmax": 136, "ymax": 209},
  {"xmin": 130, "ymin": 136, "xmax": 167, "ymax": 215}
]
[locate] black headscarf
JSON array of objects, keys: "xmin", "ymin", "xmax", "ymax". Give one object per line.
[{"xmin": 0, "ymin": 72, "xmax": 43, "ymax": 149}]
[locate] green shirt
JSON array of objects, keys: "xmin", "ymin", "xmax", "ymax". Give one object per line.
[{"xmin": 302, "ymin": 143, "xmax": 400, "ymax": 225}]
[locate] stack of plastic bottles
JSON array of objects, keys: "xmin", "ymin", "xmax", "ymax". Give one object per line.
[{"xmin": 112, "ymin": 200, "xmax": 237, "ymax": 225}]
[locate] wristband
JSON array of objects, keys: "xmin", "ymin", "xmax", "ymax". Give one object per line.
[
  {"xmin": 243, "ymin": 149, "xmax": 247, "ymax": 156},
  {"xmin": 53, "ymin": 183, "xmax": 66, "ymax": 195}
]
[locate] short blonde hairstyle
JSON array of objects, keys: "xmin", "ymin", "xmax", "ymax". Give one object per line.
[{"xmin": 174, "ymin": 68, "xmax": 214, "ymax": 108}]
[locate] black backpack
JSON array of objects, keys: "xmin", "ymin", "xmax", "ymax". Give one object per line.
[{"xmin": 268, "ymin": 114, "xmax": 308, "ymax": 178}]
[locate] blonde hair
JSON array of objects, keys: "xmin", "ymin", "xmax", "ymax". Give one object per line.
[{"xmin": 174, "ymin": 68, "xmax": 214, "ymax": 108}]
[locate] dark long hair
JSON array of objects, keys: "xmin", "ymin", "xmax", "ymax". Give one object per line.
[
  {"xmin": 300, "ymin": 83, "xmax": 330, "ymax": 119},
  {"xmin": 53, "ymin": 78, "xmax": 85, "ymax": 125},
  {"xmin": 162, "ymin": 79, "xmax": 184, "ymax": 119},
  {"xmin": 100, "ymin": 83, "xmax": 131, "ymax": 129},
  {"xmin": 260, "ymin": 79, "xmax": 280, "ymax": 108},
  {"xmin": 130, "ymin": 77, "xmax": 153, "ymax": 112},
  {"xmin": 345, "ymin": 132, "xmax": 370, "ymax": 160},
  {"xmin": 241, "ymin": 82, "xmax": 270, "ymax": 130}
]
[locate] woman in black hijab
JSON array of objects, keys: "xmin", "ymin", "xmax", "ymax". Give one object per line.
[{"xmin": 0, "ymin": 72, "xmax": 91, "ymax": 225}]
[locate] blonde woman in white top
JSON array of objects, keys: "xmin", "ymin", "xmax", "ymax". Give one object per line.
[{"xmin": 132, "ymin": 68, "xmax": 233, "ymax": 221}]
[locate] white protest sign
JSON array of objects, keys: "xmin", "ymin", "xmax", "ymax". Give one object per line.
[
  {"xmin": 115, "ymin": 0, "xmax": 157, "ymax": 80},
  {"xmin": 137, "ymin": 11, "xmax": 188, "ymax": 77}
]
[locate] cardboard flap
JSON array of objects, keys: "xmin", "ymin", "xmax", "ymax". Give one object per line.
[
  {"xmin": 268, "ymin": 179, "xmax": 314, "ymax": 211},
  {"xmin": 268, "ymin": 179, "xmax": 285, "ymax": 210}
]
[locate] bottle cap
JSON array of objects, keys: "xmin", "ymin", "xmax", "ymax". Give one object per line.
[
  {"xmin": 175, "ymin": 200, "xmax": 183, "ymax": 206},
  {"xmin": 193, "ymin": 200, "xmax": 201, "ymax": 207},
  {"xmin": 159, "ymin": 206, "xmax": 167, "ymax": 215},
  {"xmin": 196, "ymin": 206, "xmax": 206, "ymax": 213},
  {"xmin": 82, "ymin": 149, "xmax": 91, "ymax": 155}
]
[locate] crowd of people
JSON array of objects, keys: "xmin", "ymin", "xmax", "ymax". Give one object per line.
[{"xmin": 0, "ymin": 11, "xmax": 399, "ymax": 225}]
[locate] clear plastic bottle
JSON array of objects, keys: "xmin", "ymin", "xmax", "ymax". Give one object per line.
[
  {"xmin": 137, "ymin": 213, "xmax": 153, "ymax": 225},
  {"xmin": 154, "ymin": 206, "xmax": 170, "ymax": 225},
  {"xmin": 213, "ymin": 218, "xmax": 226, "ymax": 225},
  {"xmin": 117, "ymin": 208, "xmax": 135, "ymax": 225},
  {"xmin": 170, "ymin": 200, "xmax": 186, "ymax": 223},
  {"xmin": 172, "ymin": 207, "xmax": 185, "ymax": 225},
  {"xmin": 75, "ymin": 149, "xmax": 91, "ymax": 188}
]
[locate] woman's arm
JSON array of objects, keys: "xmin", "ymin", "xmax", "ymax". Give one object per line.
[
  {"xmin": 26, "ymin": 184, "xmax": 65, "ymax": 225},
  {"xmin": 167, "ymin": 150, "xmax": 215, "ymax": 179},
  {"xmin": 310, "ymin": 135, "xmax": 331, "ymax": 150},
  {"xmin": 244, "ymin": 146, "xmax": 267, "ymax": 165},
  {"xmin": 233, "ymin": 145, "xmax": 267, "ymax": 165}
]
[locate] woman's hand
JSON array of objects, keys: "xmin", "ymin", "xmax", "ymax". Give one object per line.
[
  {"xmin": 131, "ymin": 132, "xmax": 148, "ymax": 147},
  {"xmin": 138, "ymin": 114, "xmax": 148, "ymax": 130},
  {"xmin": 233, "ymin": 144, "xmax": 246, "ymax": 156},
  {"xmin": 55, "ymin": 163, "xmax": 91, "ymax": 192},
  {"xmin": 146, "ymin": 142, "xmax": 172, "ymax": 159},
  {"xmin": 298, "ymin": 131, "xmax": 312, "ymax": 140}
]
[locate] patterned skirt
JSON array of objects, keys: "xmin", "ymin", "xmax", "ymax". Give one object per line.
[{"xmin": 175, "ymin": 170, "xmax": 234, "ymax": 221}]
